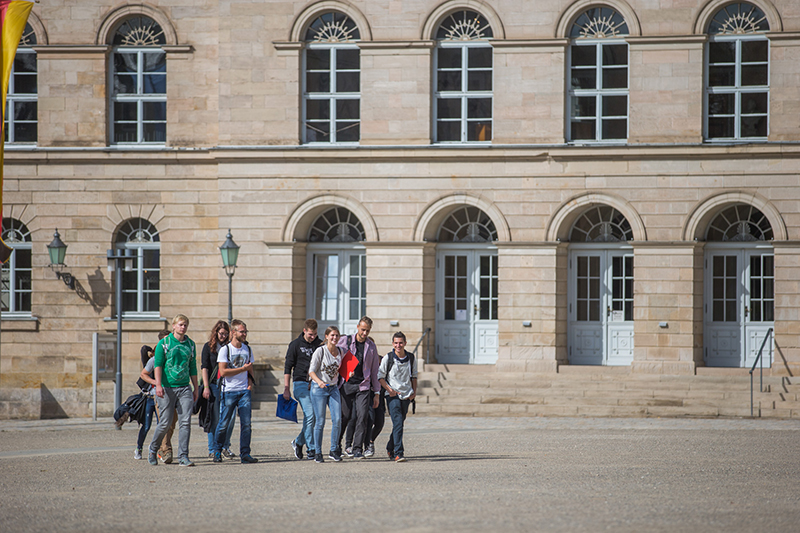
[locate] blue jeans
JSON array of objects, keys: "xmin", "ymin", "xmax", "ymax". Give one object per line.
[
  {"xmin": 136, "ymin": 396, "xmax": 156, "ymax": 450},
  {"xmin": 214, "ymin": 389, "xmax": 252, "ymax": 456},
  {"xmin": 386, "ymin": 395, "xmax": 410, "ymax": 457},
  {"xmin": 207, "ymin": 383, "xmax": 235, "ymax": 453},
  {"xmin": 293, "ymin": 381, "xmax": 315, "ymax": 452},
  {"xmin": 310, "ymin": 383, "xmax": 341, "ymax": 454}
]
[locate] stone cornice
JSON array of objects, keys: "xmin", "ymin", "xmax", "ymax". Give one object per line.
[
  {"xmin": 626, "ymin": 35, "xmax": 707, "ymax": 46},
  {"xmin": 272, "ymin": 41, "xmax": 303, "ymax": 51},
  {"xmin": 491, "ymin": 38, "xmax": 568, "ymax": 49},
  {"xmin": 358, "ymin": 40, "xmax": 434, "ymax": 50},
  {"xmin": 32, "ymin": 45, "xmax": 109, "ymax": 57},
  {"xmin": 767, "ymin": 31, "xmax": 800, "ymax": 42}
]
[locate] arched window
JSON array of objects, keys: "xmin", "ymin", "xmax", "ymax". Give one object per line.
[
  {"xmin": 706, "ymin": 204, "xmax": 773, "ymax": 241},
  {"xmin": 569, "ymin": 206, "xmax": 633, "ymax": 242},
  {"xmin": 567, "ymin": 7, "xmax": 629, "ymax": 142},
  {"xmin": 437, "ymin": 206, "xmax": 497, "ymax": 242},
  {"xmin": 302, "ymin": 12, "xmax": 360, "ymax": 144},
  {"xmin": 1, "ymin": 219, "xmax": 32, "ymax": 314},
  {"xmin": 705, "ymin": 2, "xmax": 769, "ymax": 141},
  {"xmin": 306, "ymin": 208, "xmax": 365, "ymax": 332},
  {"xmin": 115, "ymin": 218, "xmax": 160, "ymax": 315},
  {"xmin": 434, "ymin": 10, "xmax": 493, "ymax": 143},
  {"xmin": 5, "ymin": 23, "xmax": 37, "ymax": 144},
  {"xmin": 110, "ymin": 16, "xmax": 167, "ymax": 144}
]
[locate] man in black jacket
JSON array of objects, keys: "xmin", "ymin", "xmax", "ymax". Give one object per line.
[{"xmin": 283, "ymin": 319, "xmax": 323, "ymax": 460}]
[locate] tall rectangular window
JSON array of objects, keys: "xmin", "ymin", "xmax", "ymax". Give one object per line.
[
  {"xmin": 111, "ymin": 49, "xmax": 167, "ymax": 144},
  {"xmin": 5, "ymin": 48, "xmax": 37, "ymax": 143},
  {"xmin": 435, "ymin": 44, "xmax": 492, "ymax": 143}
]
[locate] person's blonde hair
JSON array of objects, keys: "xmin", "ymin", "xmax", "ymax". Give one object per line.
[{"xmin": 172, "ymin": 314, "xmax": 189, "ymax": 326}]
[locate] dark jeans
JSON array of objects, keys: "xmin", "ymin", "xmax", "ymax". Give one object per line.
[
  {"xmin": 214, "ymin": 389, "xmax": 252, "ymax": 456},
  {"xmin": 338, "ymin": 385, "xmax": 371, "ymax": 453},
  {"xmin": 345, "ymin": 390, "xmax": 385, "ymax": 448},
  {"xmin": 136, "ymin": 396, "xmax": 156, "ymax": 449},
  {"xmin": 386, "ymin": 395, "xmax": 410, "ymax": 457}
]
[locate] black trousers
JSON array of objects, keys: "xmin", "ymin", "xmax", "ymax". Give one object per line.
[
  {"xmin": 345, "ymin": 390, "xmax": 385, "ymax": 448},
  {"xmin": 338, "ymin": 386, "xmax": 371, "ymax": 453}
]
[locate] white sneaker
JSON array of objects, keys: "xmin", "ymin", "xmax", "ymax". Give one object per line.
[
  {"xmin": 134, "ymin": 448, "xmax": 143, "ymax": 460},
  {"xmin": 364, "ymin": 443, "xmax": 375, "ymax": 458}
]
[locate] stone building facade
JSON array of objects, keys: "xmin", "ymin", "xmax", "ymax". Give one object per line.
[{"xmin": 2, "ymin": 0, "xmax": 800, "ymax": 418}]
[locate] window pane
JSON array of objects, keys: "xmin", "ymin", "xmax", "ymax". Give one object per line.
[
  {"xmin": 571, "ymin": 45, "xmax": 596, "ymax": 66},
  {"xmin": 144, "ymin": 292, "xmax": 159, "ymax": 313},
  {"xmin": 336, "ymin": 72, "xmax": 359, "ymax": 93},
  {"xmin": 708, "ymin": 117, "xmax": 734, "ymax": 138},
  {"xmin": 437, "ymin": 98, "xmax": 461, "ymax": 119},
  {"xmin": 143, "ymin": 101, "xmax": 166, "ymax": 121},
  {"xmin": 437, "ymin": 71, "xmax": 462, "ymax": 92},
  {"xmin": 143, "ymin": 52, "xmax": 166, "ymax": 72},
  {"xmin": 709, "ymin": 42, "xmax": 735, "ymax": 63},
  {"xmin": 114, "ymin": 53, "xmax": 137, "ymax": 73},
  {"xmin": 114, "ymin": 74, "xmax": 137, "ymax": 94},
  {"xmin": 114, "ymin": 122, "xmax": 138, "ymax": 143},
  {"xmin": 114, "ymin": 101, "xmax": 138, "ymax": 121},
  {"xmin": 468, "ymin": 47, "xmax": 492, "ymax": 68},
  {"xmin": 13, "ymin": 101, "xmax": 36, "ymax": 121},
  {"xmin": 741, "ymin": 65, "xmax": 768, "ymax": 86},
  {"xmin": 602, "ymin": 44, "xmax": 627, "ymax": 66},
  {"xmin": 572, "ymin": 96, "xmax": 596, "ymax": 117},
  {"xmin": 740, "ymin": 116, "xmax": 767, "ymax": 137},
  {"xmin": 741, "ymin": 92, "xmax": 768, "ymax": 114},
  {"xmin": 336, "ymin": 99, "xmax": 359, "ymax": 120},
  {"xmin": 14, "ymin": 53, "xmax": 36, "ymax": 73},
  {"xmin": 467, "ymin": 71, "xmax": 491, "ymax": 91},
  {"xmin": 602, "ymin": 67, "xmax": 627, "ymax": 89},
  {"xmin": 467, "ymin": 98, "xmax": 491, "ymax": 119},
  {"xmin": 15, "ymin": 122, "xmax": 37, "ymax": 143},
  {"xmin": 143, "ymin": 74, "xmax": 166, "ymax": 94},
  {"xmin": 437, "ymin": 121, "xmax": 460, "ymax": 142},
  {"xmin": 741, "ymin": 40, "xmax": 768, "ymax": 63},
  {"xmin": 336, "ymin": 121, "xmax": 359, "ymax": 142},
  {"xmin": 438, "ymin": 48, "xmax": 461, "ymax": 69},
  {"xmin": 306, "ymin": 49, "xmax": 330, "ymax": 70},
  {"xmin": 570, "ymin": 68, "xmax": 596, "ymax": 90},
  {"xmin": 571, "ymin": 120, "xmax": 595, "ymax": 140},
  {"xmin": 467, "ymin": 121, "xmax": 491, "ymax": 142},
  {"xmin": 143, "ymin": 123, "xmax": 166, "ymax": 143},
  {"xmin": 708, "ymin": 93, "xmax": 735, "ymax": 115},
  {"xmin": 602, "ymin": 95, "xmax": 626, "ymax": 116},
  {"xmin": 602, "ymin": 119, "xmax": 626, "ymax": 139},
  {"xmin": 306, "ymin": 99, "xmax": 330, "ymax": 120},
  {"xmin": 306, "ymin": 121, "xmax": 330, "ymax": 142},
  {"xmin": 709, "ymin": 66, "xmax": 735, "ymax": 87},
  {"xmin": 14, "ymin": 74, "xmax": 36, "ymax": 94},
  {"xmin": 336, "ymin": 49, "xmax": 359, "ymax": 70},
  {"xmin": 306, "ymin": 72, "xmax": 330, "ymax": 93}
]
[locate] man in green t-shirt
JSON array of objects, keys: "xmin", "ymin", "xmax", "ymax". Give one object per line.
[{"xmin": 148, "ymin": 314, "xmax": 198, "ymax": 467}]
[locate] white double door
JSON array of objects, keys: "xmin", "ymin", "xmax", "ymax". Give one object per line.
[
  {"xmin": 704, "ymin": 246, "xmax": 774, "ymax": 368},
  {"xmin": 435, "ymin": 247, "xmax": 498, "ymax": 364},
  {"xmin": 568, "ymin": 248, "xmax": 634, "ymax": 366},
  {"xmin": 307, "ymin": 246, "xmax": 366, "ymax": 336}
]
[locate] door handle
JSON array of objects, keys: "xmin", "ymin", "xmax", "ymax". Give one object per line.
[
  {"xmin": 474, "ymin": 304, "xmax": 479, "ymax": 316},
  {"xmin": 607, "ymin": 306, "xmax": 611, "ymax": 317},
  {"xmin": 745, "ymin": 306, "xmax": 749, "ymax": 317}
]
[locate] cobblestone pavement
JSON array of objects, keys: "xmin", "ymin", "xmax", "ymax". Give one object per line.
[{"xmin": 1, "ymin": 416, "xmax": 799, "ymax": 532}]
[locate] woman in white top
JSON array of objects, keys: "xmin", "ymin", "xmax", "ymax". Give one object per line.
[{"xmin": 308, "ymin": 326, "xmax": 343, "ymax": 463}]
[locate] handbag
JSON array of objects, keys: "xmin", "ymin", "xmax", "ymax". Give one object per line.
[{"xmin": 276, "ymin": 394, "xmax": 299, "ymax": 423}]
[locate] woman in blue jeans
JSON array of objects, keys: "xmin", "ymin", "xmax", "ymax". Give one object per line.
[{"xmin": 308, "ymin": 326, "xmax": 343, "ymax": 463}]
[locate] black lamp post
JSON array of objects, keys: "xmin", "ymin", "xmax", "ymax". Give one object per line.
[
  {"xmin": 219, "ymin": 230, "xmax": 239, "ymax": 324},
  {"xmin": 46, "ymin": 229, "xmax": 75, "ymax": 289},
  {"xmin": 107, "ymin": 247, "xmax": 135, "ymax": 413}
]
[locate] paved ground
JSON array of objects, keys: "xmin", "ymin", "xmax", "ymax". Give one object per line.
[{"xmin": 1, "ymin": 415, "xmax": 800, "ymax": 532}]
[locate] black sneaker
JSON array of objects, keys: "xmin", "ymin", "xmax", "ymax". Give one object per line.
[
  {"xmin": 291, "ymin": 439, "xmax": 303, "ymax": 460},
  {"xmin": 212, "ymin": 452, "xmax": 222, "ymax": 463},
  {"xmin": 315, "ymin": 453, "xmax": 324, "ymax": 463},
  {"xmin": 329, "ymin": 450, "xmax": 342, "ymax": 462},
  {"xmin": 306, "ymin": 450, "xmax": 316, "ymax": 461},
  {"xmin": 241, "ymin": 454, "xmax": 259, "ymax": 464},
  {"xmin": 353, "ymin": 450, "xmax": 364, "ymax": 460}
]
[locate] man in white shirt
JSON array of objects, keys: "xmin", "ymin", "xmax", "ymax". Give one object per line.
[{"xmin": 211, "ymin": 319, "xmax": 258, "ymax": 464}]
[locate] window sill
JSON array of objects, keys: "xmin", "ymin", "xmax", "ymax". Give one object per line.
[
  {"xmin": 0, "ymin": 315, "xmax": 39, "ymax": 331},
  {"xmin": 101, "ymin": 316, "xmax": 168, "ymax": 333}
]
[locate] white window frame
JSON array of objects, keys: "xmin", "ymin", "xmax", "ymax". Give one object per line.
[
  {"xmin": 306, "ymin": 244, "xmax": 366, "ymax": 333},
  {"xmin": 704, "ymin": 34, "xmax": 769, "ymax": 142},
  {"xmin": 433, "ymin": 41, "xmax": 493, "ymax": 144},
  {"xmin": 109, "ymin": 47, "xmax": 167, "ymax": 145},
  {"xmin": 302, "ymin": 43, "xmax": 360, "ymax": 145},
  {"xmin": 567, "ymin": 39, "xmax": 629, "ymax": 144},
  {"xmin": 5, "ymin": 48, "xmax": 37, "ymax": 144},
  {"xmin": 1, "ymin": 221, "xmax": 32, "ymax": 317}
]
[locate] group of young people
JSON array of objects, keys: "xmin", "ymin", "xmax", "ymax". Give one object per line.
[
  {"xmin": 284, "ymin": 316, "xmax": 418, "ymax": 463},
  {"xmin": 134, "ymin": 314, "xmax": 417, "ymax": 465}
]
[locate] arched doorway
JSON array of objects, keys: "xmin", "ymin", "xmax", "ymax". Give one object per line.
[
  {"xmin": 704, "ymin": 204, "xmax": 774, "ymax": 367},
  {"xmin": 568, "ymin": 205, "xmax": 634, "ymax": 365},
  {"xmin": 435, "ymin": 206, "xmax": 498, "ymax": 364},
  {"xmin": 305, "ymin": 207, "xmax": 366, "ymax": 336}
]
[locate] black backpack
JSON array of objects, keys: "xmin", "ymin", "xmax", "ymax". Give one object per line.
[
  {"xmin": 383, "ymin": 351, "xmax": 416, "ymax": 414},
  {"xmin": 215, "ymin": 341, "xmax": 254, "ymax": 393}
]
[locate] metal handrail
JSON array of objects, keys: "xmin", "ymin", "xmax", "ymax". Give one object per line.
[
  {"xmin": 412, "ymin": 327, "xmax": 432, "ymax": 364},
  {"xmin": 750, "ymin": 327, "xmax": 773, "ymax": 417}
]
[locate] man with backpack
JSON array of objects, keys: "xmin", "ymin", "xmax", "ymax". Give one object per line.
[
  {"xmin": 212, "ymin": 319, "xmax": 258, "ymax": 464},
  {"xmin": 378, "ymin": 331, "xmax": 418, "ymax": 462}
]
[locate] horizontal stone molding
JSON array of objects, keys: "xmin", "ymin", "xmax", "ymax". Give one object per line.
[
  {"xmin": 767, "ymin": 31, "xmax": 800, "ymax": 43},
  {"xmin": 491, "ymin": 39, "xmax": 568, "ymax": 49},
  {"xmin": 358, "ymin": 40, "xmax": 435, "ymax": 50},
  {"xmin": 626, "ymin": 35, "xmax": 707, "ymax": 47},
  {"xmin": 32, "ymin": 45, "xmax": 109, "ymax": 58}
]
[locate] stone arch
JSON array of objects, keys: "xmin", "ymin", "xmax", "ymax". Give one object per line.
[
  {"xmin": 283, "ymin": 194, "xmax": 378, "ymax": 243},
  {"xmin": 421, "ymin": 0, "xmax": 505, "ymax": 40},
  {"xmin": 96, "ymin": 4, "xmax": 178, "ymax": 46},
  {"xmin": 414, "ymin": 193, "xmax": 510, "ymax": 242},
  {"xmin": 104, "ymin": 205, "xmax": 166, "ymax": 239},
  {"xmin": 24, "ymin": 11, "xmax": 48, "ymax": 45},
  {"xmin": 2, "ymin": 205, "xmax": 36, "ymax": 231},
  {"xmin": 682, "ymin": 190, "xmax": 787, "ymax": 241},
  {"xmin": 288, "ymin": 1, "xmax": 372, "ymax": 42},
  {"xmin": 546, "ymin": 192, "xmax": 646, "ymax": 242},
  {"xmin": 555, "ymin": 0, "xmax": 641, "ymax": 38},
  {"xmin": 694, "ymin": 0, "xmax": 782, "ymax": 34}
]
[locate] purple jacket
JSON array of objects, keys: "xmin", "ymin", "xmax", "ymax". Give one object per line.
[{"xmin": 337, "ymin": 334, "xmax": 380, "ymax": 393}]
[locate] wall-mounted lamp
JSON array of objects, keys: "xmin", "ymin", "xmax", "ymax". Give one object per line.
[
  {"xmin": 47, "ymin": 229, "xmax": 76, "ymax": 290},
  {"xmin": 219, "ymin": 229, "xmax": 240, "ymax": 324}
]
